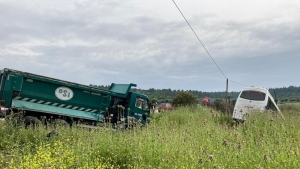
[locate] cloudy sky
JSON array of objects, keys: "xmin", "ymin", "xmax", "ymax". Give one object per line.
[{"xmin": 0, "ymin": 0, "xmax": 299, "ymax": 92}]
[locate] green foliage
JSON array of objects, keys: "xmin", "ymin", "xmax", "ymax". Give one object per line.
[
  {"xmin": 210, "ymin": 99, "xmax": 234, "ymax": 114},
  {"xmin": 90, "ymin": 84, "xmax": 300, "ymax": 104},
  {"xmin": 212, "ymin": 98, "xmax": 223, "ymax": 110},
  {"xmin": 211, "ymin": 112, "xmax": 235, "ymax": 126},
  {"xmin": 270, "ymin": 86, "xmax": 300, "ymax": 100},
  {"xmin": 151, "ymin": 98, "xmax": 158, "ymax": 103},
  {"xmin": 171, "ymin": 92, "xmax": 198, "ymax": 107},
  {"xmin": 279, "ymin": 103, "xmax": 300, "ymax": 113},
  {"xmin": 1, "ymin": 104, "xmax": 300, "ymax": 168},
  {"xmin": 231, "ymin": 99, "xmax": 237, "ymax": 105}
]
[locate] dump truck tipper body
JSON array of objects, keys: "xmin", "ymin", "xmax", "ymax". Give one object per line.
[{"xmin": 0, "ymin": 68, "xmax": 150, "ymax": 126}]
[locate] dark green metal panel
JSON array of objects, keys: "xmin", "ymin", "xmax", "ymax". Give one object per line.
[
  {"xmin": 100, "ymin": 95, "xmax": 110, "ymax": 112},
  {"xmin": 109, "ymin": 83, "xmax": 137, "ymax": 98},
  {"xmin": 0, "ymin": 71, "xmax": 5, "ymax": 103},
  {"xmin": 3, "ymin": 68, "xmax": 112, "ymax": 95},
  {"xmin": 18, "ymin": 78, "xmax": 107, "ymax": 112},
  {"xmin": 0, "ymin": 68, "xmax": 113, "ymax": 120},
  {"xmin": 3, "ymin": 74, "xmax": 15, "ymax": 107},
  {"xmin": 13, "ymin": 74, "xmax": 23, "ymax": 91}
]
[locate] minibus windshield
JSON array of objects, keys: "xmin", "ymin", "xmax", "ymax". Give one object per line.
[{"xmin": 239, "ymin": 90, "xmax": 266, "ymax": 101}]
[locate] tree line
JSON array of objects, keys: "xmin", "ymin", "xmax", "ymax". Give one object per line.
[{"xmin": 90, "ymin": 84, "xmax": 300, "ymax": 103}]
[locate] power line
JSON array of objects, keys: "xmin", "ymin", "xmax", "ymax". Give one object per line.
[
  {"xmin": 172, "ymin": 0, "xmax": 248, "ymax": 88},
  {"xmin": 171, "ymin": 0, "xmax": 227, "ymax": 79},
  {"xmin": 229, "ymin": 79, "xmax": 247, "ymax": 87}
]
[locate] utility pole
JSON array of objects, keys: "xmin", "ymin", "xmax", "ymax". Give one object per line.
[{"xmin": 225, "ymin": 78, "xmax": 228, "ymax": 114}]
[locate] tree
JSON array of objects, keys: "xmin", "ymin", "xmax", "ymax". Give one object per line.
[
  {"xmin": 151, "ymin": 98, "xmax": 158, "ymax": 103},
  {"xmin": 171, "ymin": 92, "xmax": 197, "ymax": 107}
]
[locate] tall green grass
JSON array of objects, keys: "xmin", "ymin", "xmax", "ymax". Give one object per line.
[
  {"xmin": 0, "ymin": 105, "xmax": 299, "ymax": 168},
  {"xmin": 279, "ymin": 103, "xmax": 300, "ymax": 115}
]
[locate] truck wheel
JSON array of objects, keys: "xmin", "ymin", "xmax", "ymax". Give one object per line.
[
  {"xmin": 24, "ymin": 116, "xmax": 41, "ymax": 128},
  {"xmin": 52, "ymin": 119, "xmax": 69, "ymax": 127}
]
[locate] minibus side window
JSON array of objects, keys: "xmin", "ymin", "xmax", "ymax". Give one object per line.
[{"xmin": 266, "ymin": 97, "xmax": 279, "ymax": 111}]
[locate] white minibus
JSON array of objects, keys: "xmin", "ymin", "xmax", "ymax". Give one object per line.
[{"xmin": 233, "ymin": 86, "xmax": 281, "ymax": 122}]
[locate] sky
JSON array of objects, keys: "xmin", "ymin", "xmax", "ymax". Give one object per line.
[{"xmin": 0, "ymin": 0, "xmax": 299, "ymax": 92}]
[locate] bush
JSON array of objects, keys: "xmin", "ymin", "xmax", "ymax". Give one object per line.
[
  {"xmin": 231, "ymin": 99, "xmax": 236, "ymax": 106},
  {"xmin": 171, "ymin": 92, "xmax": 197, "ymax": 107},
  {"xmin": 211, "ymin": 98, "xmax": 233, "ymax": 114},
  {"xmin": 151, "ymin": 98, "xmax": 158, "ymax": 103}
]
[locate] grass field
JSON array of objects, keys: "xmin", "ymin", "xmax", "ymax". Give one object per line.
[{"xmin": 0, "ymin": 104, "xmax": 300, "ymax": 168}]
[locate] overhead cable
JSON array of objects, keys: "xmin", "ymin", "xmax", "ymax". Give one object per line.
[
  {"xmin": 172, "ymin": 0, "xmax": 250, "ymax": 88},
  {"xmin": 229, "ymin": 79, "xmax": 247, "ymax": 87},
  {"xmin": 172, "ymin": 0, "xmax": 227, "ymax": 79}
]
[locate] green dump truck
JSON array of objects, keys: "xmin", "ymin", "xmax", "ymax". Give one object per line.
[{"xmin": 0, "ymin": 68, "xmax": 150, "ymax": 127}]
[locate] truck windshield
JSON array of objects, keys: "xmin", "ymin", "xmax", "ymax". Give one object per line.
[
  {"xmin": 240, "ymin": 90, "xmax": 266, "ymax": 101},
  {"xmin": 135, "ymin": 97, "xmax": 149, "ymax": 110}
]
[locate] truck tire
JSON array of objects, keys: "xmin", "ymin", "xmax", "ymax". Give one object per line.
[
  {"xmin": 52, "ymin": 119, "xmax": 69, "ymax": 127},
  {"xmin": 24, "ymin": 116, "xmax": 41, "ymax": 128}
]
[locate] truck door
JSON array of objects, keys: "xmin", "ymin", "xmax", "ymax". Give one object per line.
[{"xmin": 129, "ymin": 95, "xmax": 149, "ymax": 122}]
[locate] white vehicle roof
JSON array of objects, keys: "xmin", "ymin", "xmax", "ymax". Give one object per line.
[{"xmin": 242, "ymin": 86, "xmax": 269, "ymax": 93}]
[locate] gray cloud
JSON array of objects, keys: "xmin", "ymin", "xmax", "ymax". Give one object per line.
[{"xmin": 0, "ymin": 0, "xmax": 299, "ymax": 91}]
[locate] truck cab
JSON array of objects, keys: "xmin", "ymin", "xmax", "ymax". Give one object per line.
[
  {"xmin": 108, "ymin": 83, "xmax": 150, "ymax": 125},
  {"xmin": 128, "ymin": 92, "xmax": 150, "ymax": 123}
]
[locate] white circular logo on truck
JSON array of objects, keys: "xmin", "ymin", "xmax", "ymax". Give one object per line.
[{"xmin": 55, "ymin": 87, "xmax": 74, "ymax": 101}]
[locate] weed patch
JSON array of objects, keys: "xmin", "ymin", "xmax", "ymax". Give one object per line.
[{"xmin": 0, "ymin": 105, "xmax": 299, "ymax": 168}]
